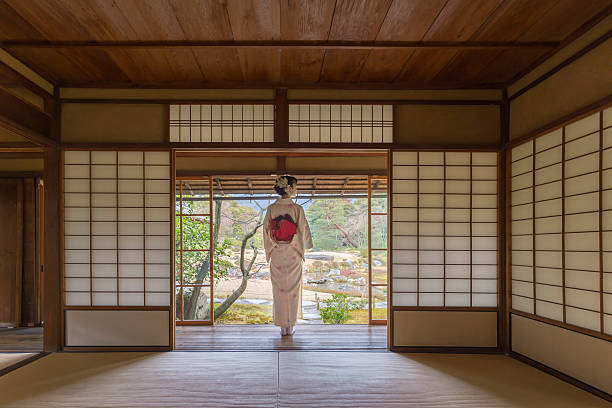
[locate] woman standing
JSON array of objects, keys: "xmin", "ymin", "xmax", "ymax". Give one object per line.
[{"xmin": 263, "ymin": 175, "xmax": 313, "ymax": 336}]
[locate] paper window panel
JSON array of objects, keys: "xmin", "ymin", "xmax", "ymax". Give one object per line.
[
  {"xmin": 392, "ymin": 221, "xmax": 417, "ymax": 235},
  {"xmin": 512, "ymin": 172, "xmax": 532, "ymax": 191},
  {"xmin": 565, "ymin": 153, "xmax": 599, "ymax": 179},
  {"xmin": 565, "ymin": 232, "xmax": 599, "ymax": 251},
  {"xmin": 536, "ymin": 129, "xmax": 563, "ymax": 152},
  {"xmin": 565, "ymin": 212, "xmax": 598, "ymax": 232},
  {"xmin": 419, "ymin": 194, "xmax": 444, "ymax": 207},
  {"xmin": 535, "ymin": 163, "xmax": 562, "ymax": 184},
  {"xmin": 535, "ymin": 217, "xmax": 562, "ymax": 234},
  {"xmin": 604, "ymin": 148, "xmax": 612, "ymax": 168},
  {"xmin": 512, "ymin": 141, "xmax": 533, "ymax": 161},
  {"xmin": 535, "ymin": 284, "xmax": 563, "ymax": 303},
  {"xmin": 446, "ymin": 293, "xmax": 470, "ymax": 306},
  {"xmin": 288, "ymin": 104, "xmax": 392, "ymax": 143},
  {"xmin": 392, "ymin": 208, "xmax": 417, "ymax": 221},
  {"xmin": 63, "ymin": 150, "xmax": 171, "ymax": 308},
  {"xmin": 66, "ymin": 293, "xmax": 91, "ymax": 306},
  {"xmin": 512, "ymin": 295, "xmax": 534, "ymax": 313},
  {"xmin": 536, "ymin": 301, "xmax": 563, "ymax": 321},
  {"xmin": 565, "ymin": 269, "xmax": 600, "ymax": 291},
  {"xmin": 392, "ymin": 264, "xmax": 417, "ymax": 278},
  {"xmin": 446, "ymin": 166, "xmax": 470, "ymax": 179},
  {"xmin": 535, "ymin": 146, "xmax": 562, "ymax": 169},
  {"xmin": 65, "ymin": 264, "xmax": 88, "ymax": 278},
  {"xmin": 472, "ymin": 294, "xmax": 497, "ymax": 306},
  {"xmin": 565, "ymin": 113, "xmax": 600, "ymax": 141},
  {"xmin": 512, "ymin": 188, "xmax": 532, "ymax": 206},
  {"xmin": 472, "ymin": 279, "xmax": 496, "ymax": 293},
  {"xmin": 391, "ymin": 151, "xmax": 498, "ymax": 309},
  {"xmin": 471, "ymin": 152, "xmax": 497, "ymax": 166},
  {"xmin": 534, "ymin": 199, "xmax": 561, "ymax": 218},
  {"xmin": 535, "ymin": 251, "xmax": 562, "ymax": 268},
  {"xmin": 535, "ymin": 234, "xmax": 561, "ymax": 251},
  {"xmin": 512, "ymin": 156, "xmax": 532, "ymax": 176},
  {"xmin": 512, "ymin": 219, "xmax": 533, "ymax": 235},
  {"xmin": 511, "ymin": 235, "xmax": 532, "ymax": 250},
  {"xmin": 445, "ymin": 152, "xmax": 471, "ymax": 165},
  {"xmin": 512, "ymin": 250, "xmax": 533, "ymax": 266},
  {"xmin": 565, "ymin": 251, "xmax": 600, "ymax": 271},
  {"xmin": 566, "ymin": 307, "xmax": 601, "ymax": 331},
  {"xmin": 170, "ymin": 104, "xmax": 274, "ymax": 143},
  {"xmin": 393, "ymin": 292, "xmax": 417, "ymax": 306},
  {"xmin": 512, "ymin": 265, "xmax": 533, "ymax": 282},
  {"xmin": 512, "ymin": 203, "xmax": 533, "ymax": 221},
  {"xmin": 392, "ymin": 166, "xmax": 417, "ymax": 179},
  {"xmin": 535, "ymin": 181, "xmax": 562, "ymax": 201}
]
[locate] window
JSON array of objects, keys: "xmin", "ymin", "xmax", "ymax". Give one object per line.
[
  {"xmin": 289, "ymin": 104, "xmax": 393, "ymax": 143},
  {"xmin": 510, "ymin": 107, "xmax": 612, "ymax": 336},
  {"xmin": 169, "ymin": 104, "xmax": 275, "ymax": 143},
  {"xmin": 391, "ymin": 151, "xmax": 499, "ymax": 307},
  {"xmin": 63, "ymin": 150, "xmax": 172, "ymax": 307}
]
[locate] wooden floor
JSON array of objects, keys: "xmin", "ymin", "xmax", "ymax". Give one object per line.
[
  {"xmin": 0, "ymin": 351, "xmax": 607, "ymax": 407},
  {"xmin": 175, "ymin": 324, "xmax": 387, "ymax": 350},
  {"xmin": 0, "ymin": 328, "xmax": 43, "ymax": 352}
]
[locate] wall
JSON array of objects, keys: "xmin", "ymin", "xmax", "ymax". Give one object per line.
[
  {"xmin": 512, "ymin": 315, "xmax": 611, "ymax": 394},
  {"xmin": 507, "ymin": 16, "xmax": 612, "ymax": 395},
  {"xmin": 395, "ymin": 104, "xmax": 500, "ymax": 145},
  {"xmin": 0, "ymin": 158, "xmax": 43, "ymax": 173},
  {"xmin": 509, "ymin": 15, "xmax": 612, "ymax": 140}
]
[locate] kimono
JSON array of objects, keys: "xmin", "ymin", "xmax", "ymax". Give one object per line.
[{"xmin": 263, "ymin": 197, "xmax": 313, "ymax": 327}]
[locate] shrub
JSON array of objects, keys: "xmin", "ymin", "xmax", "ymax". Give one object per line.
[{"xmin": 320, "ymin": 294, "xmax": 367, "ymax": 324}]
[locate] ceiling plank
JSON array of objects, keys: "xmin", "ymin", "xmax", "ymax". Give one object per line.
[
  {"xmin": 169, "ymin": 0, "xmax": 234, "ymax": 40},
  {"xmin": 226, "ymin": 0, "xmax": 281, "ymax": 40},
  {"xmin": 376, "ymin": 0, "xmax": 446, "ymax": 41},
  {"xmin": 281, "ymin": 49, "xmax": 325, "ymax": 83},
  {"xmin": 280, "ymin": 0, "xmax": 335, "ymax": 40},
  {"xmin": 328, "ymin": 0, "xmax": 393, "ymax": 41},
  {"xmin": 475, "ymin": 47, "xmax": 550, "ymax": 83},
  {"xmin": 473, "ymin": 0, "xmax": 559, "ymax": 41},
  {"xmin": 237, "ymin": 49, "xmax": 281, "ymax": 82},
  {"xmin": 192, "ymin": 48, "xmax": 245, "ymax": 82},
  {"xmin": 110, "ymin": 0, "xmax": 186, "ymax": 40},
  {"xmin": 518, "ymin": 0, "xmax": 612, "ymax": 41},
  {"xmin": 358, "ymin": 49, "xmax": 415, "ymax": 82},
  {"xmin": 395, "ymin": 49, "xmax": 459, "ymax": 85},
  {"xmin": 5, "ymin": 0, "xmax": 92, "ymax": 41},
  {"xmin": 0, "ymin": 1, "xmax": 45, "ymax": 41},
  {"xmin": 320, "ymin": 50, "xmax": 370, "ymax": 82},
  {"xmin": 423, "ymin": 0, "xmax": 504, "ymax": 41}
]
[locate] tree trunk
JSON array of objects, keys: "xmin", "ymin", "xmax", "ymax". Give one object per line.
[
  {"xmin": 326, "ymin": 213, "xmax": 359, "ymax": 248},
  {"xmin": 183, "ymin": 200, "xmax": 222, "ymax": 320}
]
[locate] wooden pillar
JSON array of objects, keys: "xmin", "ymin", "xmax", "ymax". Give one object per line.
[
  {"xmin": 43, "ymin": 147, "xmax": 61, "ymax": 351},
  {"xmin": 500, "ymin": 88, "xmax": 510, "ymax": 354},
  {"xmin": 275, "ymin": 88, "xmax": 289, "ymax": 146}
]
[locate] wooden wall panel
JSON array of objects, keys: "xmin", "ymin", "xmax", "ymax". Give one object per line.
[
  {"xmin": 0, "ymin": 159, "xmax": 43, "ymax": 173},
  {"xmin": 61, "ymin": 103, "xmax": 166, "ymax": 143},
  {"xmin": 512, "ymin": 314, "xmax": 612, "ymax": 395},
  {"xmin": 510, "ymin": 37, "xmax": 612, "ymax": 140},
  {"xmin": 0, "ymin": 179, "xmax": 22, "ymax": 327},
  {"xmin": 65, "ymin": 310, "xmax": 169, "ymax": 347},
  {"xmin": 395, "ymin": 104, "xmax": 500, "ymax": 145},
  {"xmin": 394, "ymin": 310, "xmax": 497, "ymax": 347}
]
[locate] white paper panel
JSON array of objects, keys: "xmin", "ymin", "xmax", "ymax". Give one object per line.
[
  {"xmin": 392, "ymin": 151, "xmax": 497, "ymax": 307},
  {"xmin": 535, "ymin": 145, "xmax": 562, "ymax": 169},
  {"xmin": 535, "ymin": 267, "xmax": 561, "ymax": 285},
  {"xmin": 566, "ymin": 307, "xmax": 600, "ymax": 331},
  {"xmin": 512, "ymin": 295, "xmax": 533, "ymax": 313},
  {"xmin": 565, "ymin": 113, "xmax": 599, "ymax": 141},
  {"xmin": 535, "ymin": 129, "xmax": 562, "ymax": 152}
]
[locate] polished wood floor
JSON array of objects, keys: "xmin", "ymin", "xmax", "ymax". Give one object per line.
[
  {"xmin": 0, "ymin": 352, "xmax": 607, "ymax": 407},
  {"xmin": 175, "ymin": 324, "xmax": 387, "ymax": 350},
  {"xmin": 0, "ymin": 328, "xmax": 43, "ymax": 352}
]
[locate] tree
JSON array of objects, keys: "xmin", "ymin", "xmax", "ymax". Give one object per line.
[{"xmin": 177, "ymin": 197, "xmax": 266, "ymax": 321}]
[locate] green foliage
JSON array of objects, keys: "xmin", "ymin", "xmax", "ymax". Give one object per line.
[
  {"xmin": 176, "ymin": 201, "xmax": 233, "ymax": 284},
  {"xmin": 304, "ymin": 198, "xmax": 387, "ymax": 252},
  {"xmin": 320, "ymin": 294, "xmax": 367, "ymax": 324}
]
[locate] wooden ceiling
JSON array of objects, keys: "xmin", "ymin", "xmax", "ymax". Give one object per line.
[{"xmin": 0, "ymin": 0, "xmax": 610, "ymax": 89}]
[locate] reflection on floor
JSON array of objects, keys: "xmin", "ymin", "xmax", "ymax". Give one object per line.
[
  {"xmin": 0, "ymin": 328, "xmax": 43, "ymax": 352},
  {"xmin": 0, "ymin": 353, "xmax": 37, "ymax": 372},
  {"xmin": 0, "ymin": 352, "xmax": 607, "ymax": 407},
  {"xmin": 175, "ymin": 324, "xmax": 387, "ymax": 351}
]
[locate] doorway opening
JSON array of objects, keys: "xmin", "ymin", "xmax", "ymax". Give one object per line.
[
  {"xmin": 0, "ymin": 177, "xmax": 44, "ymax": 352},
  {"xmin": 175, "ymin": 174, "xmax": 388, "ymax": 328}
]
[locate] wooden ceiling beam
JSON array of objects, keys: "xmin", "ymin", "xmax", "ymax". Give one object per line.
[
  {"xmin": 1, "ymin": 40, "xmax": 560, "ymax": 50},
  {"xmin": 0, "ymin": 87, "xmax": 54, "ymax": 146}
]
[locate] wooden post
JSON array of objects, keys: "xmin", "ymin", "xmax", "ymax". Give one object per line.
[
  {"xmin": 275, "ymin": 88, "xmax": 288, "ymax": 146},
  {"xmin": 43, "ymin": 147, "xmax": 61, "ymax": 351},
  {"xmin": 500, "ymin": 88, "xmax": 510, "ymax": 353}
]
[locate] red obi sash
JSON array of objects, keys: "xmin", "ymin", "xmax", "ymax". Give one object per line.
[{"xmin": 269, "ymin": 214, "xmax": 297, "ymax": 242}]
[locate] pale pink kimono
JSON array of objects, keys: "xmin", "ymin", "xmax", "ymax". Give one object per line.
[{"xmin": 263, "ymin": 198, "xmax": 313, "ymax": 327}]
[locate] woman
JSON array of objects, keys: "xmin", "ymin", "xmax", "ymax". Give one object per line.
[{"xmin": 263, "ymin": 175, "xmax": 313, "ymax": 336}]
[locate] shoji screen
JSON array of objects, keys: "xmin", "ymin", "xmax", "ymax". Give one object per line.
[
  {"xmin": 391, "ymin": 151, "xmax": 499, "ymax": 308},
  {"xmin": 289, "ymin": 104, "xmax": 393, "ymax": 143},
  {"xmin": 169, "ymin": 104, "xmax": 275, "ymax": 143},
  {"xmin": 510, "ymin": 107, "xmax": 612, "ymax": 337},
  {"xmin": 63, "ymin": 150, "xmax": 171, "ymax": 307}
]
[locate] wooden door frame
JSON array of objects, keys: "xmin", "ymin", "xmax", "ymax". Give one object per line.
[
  {"xmin": 172, "ymin": 148, "xmax": 390, "ymax": 331},
  {"xmin": 0, "ymin": 178, "xmax": 23, "ymax": 328}
]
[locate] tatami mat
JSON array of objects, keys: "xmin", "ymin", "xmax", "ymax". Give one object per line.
[
  {"xmin": 0, "ymin": 352, "xmax": 607, "ymax": 407},
  {"xmin": 0, "ymin": 353, "xmax": 37, "ymax": 372}
]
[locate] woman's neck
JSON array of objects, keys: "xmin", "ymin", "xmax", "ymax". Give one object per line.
[{"xmin": 281, "ymin": 194, "xmax": 291, "ymax": 199}]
